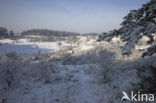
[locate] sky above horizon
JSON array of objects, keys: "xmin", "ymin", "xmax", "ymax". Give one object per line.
[{"xmin": 0, "ymin": 0, "xmax": 149, "ymax": 34}]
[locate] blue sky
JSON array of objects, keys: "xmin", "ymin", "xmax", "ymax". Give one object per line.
[{"xmin": 0, "ymin": 0, "xmax": 149, "ymax": 33}]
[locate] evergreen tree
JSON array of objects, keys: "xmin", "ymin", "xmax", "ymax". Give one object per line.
[
  {"xmin": 0, "ymin": 27, "xmax": 8, "ymax": 38},
  {"xmin": 98, "ymin": 0, "xmax": 156, "ymax": 57},
  {"xmin": 9, "ymin": 30, "xmax": 14, "ymax": 37},
  {"xmin": 22, "ymin": 29, "xmax": 80, "ymax": 37}
]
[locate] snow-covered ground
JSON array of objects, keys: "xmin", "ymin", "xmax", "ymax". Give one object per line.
[
  {"xmin": 0, "ymin": 37, "xmax": 96, "ymax": 56},
  {"xmin": 1, "ymin": 50, "xmax": 155, "ymax": 103},
  {"xmin": 0, "ymin": 36, "xmax": 156, "ymax": 103}
]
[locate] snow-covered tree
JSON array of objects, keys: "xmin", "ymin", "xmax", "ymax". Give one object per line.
[{"xmin": 98, "ymin": 0, "xmax": 156, "ymax": 57}]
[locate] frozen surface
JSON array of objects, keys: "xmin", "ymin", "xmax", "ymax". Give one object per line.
[{"xmin": 0, "ymin": 39, "xmax": 57, "ymax": 55}]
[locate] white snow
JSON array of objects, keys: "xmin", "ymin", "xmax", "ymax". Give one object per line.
[
  {"xmin": 0, "ymin": 36, "xmax": 155, "ymax": 103},
  {"xmin": 0, "ymin": 39, "xmax": 58, "ymax": 55},
  {"xmin": 1, "ymin": 57, "xmax": 150, "ymax": 103},
  {"xmin": 0, "ymin": 37, "xmax": 96, "ymax": 56}
]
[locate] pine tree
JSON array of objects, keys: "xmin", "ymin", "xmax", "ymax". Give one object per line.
[
  {"xmin": 0, "ymin": 27, "xmax": 8, "ymax": 38},
  {"xmin": 9, "ymin": 30, "xmax": 14, "ymax": 37},
  {"xmin": 98, "ymin": 0, "xmax": 156, "ymax": 57}
]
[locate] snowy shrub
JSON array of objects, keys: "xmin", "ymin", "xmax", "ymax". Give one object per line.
[
  {"xmin": 0, "ymin": 48, "xmax": 155, "ymax": 103},
  {"xmin": 71, "ymin": 36, "xmax": 79, "ymax": 43},
  {"xmin": 60, "ymin": 47, "xmax": 116, "ymax": 83},
  {"xmin": 137, "ymin": 66, "xmax": 156, "ymax": 93},
  {"xmin": 6, "ymin": 52, "xmax": 19, "ymax": 60},
  {"xmin": 66, "ymin": 36, "xmax": 79, "ymax": 44},
  {"xmin": 61, "ymin": 53, "xmax": 78, "ymax": 65},
  {"xmin": 64, "ymin": 46, "xmax": 74, "ymax": 51},
  {"xmin": 57, "ymin": 41, "xmax": 62, "ymax": 49},
  {"xmin": 34, "ymin": 51, "xmax": 41, "ymax": 60},
  {"xmin": 0, "ymin": 57, "xmax": 23, "ymax": 100},
  {"xmin": 39, "ymin": 63, "xmax": 53, "ymax": 84},
  {"xmin": 96, "ymin": 50, "xmax": 115, "ymax": 83},
  {"xmin": 135, "ymin": 56, "xmax": 156, "ymax": 93}
]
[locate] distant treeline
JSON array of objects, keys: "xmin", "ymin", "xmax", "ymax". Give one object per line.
[
  {"xmin": 82, "ymin": 33, "xmax": 101, "ymax": 36},
  {"xmin": 0, "ymin": 27, "xmax": 14, "ymax": 38},
  {"xmin": 22, "ymin": 29, "xmax": 80, "ymax": 37}
]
